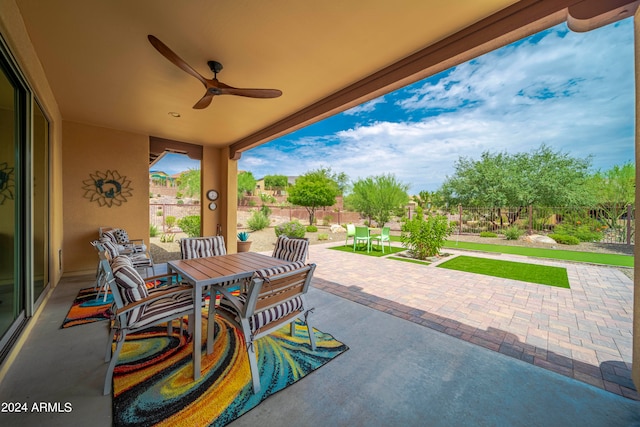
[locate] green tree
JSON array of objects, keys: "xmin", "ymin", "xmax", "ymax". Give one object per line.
[
  {"xmin": 237, "ymin": 171, "xmax": 257, "ymax": 201},
  {"xmin": 413, "ymin": 190, "xmax": 445, "ymax": 214},
  {"xmin": 264, "ymin": 174, "xmax": 289, "ymax": 194},
  {"xmin": 587, "ymin": 162, "xmax": 635, "ymax": 240},
  {"xmin": 401, "ymin": 206, "xmax": 453, "ymax": 259},
  {"xmin": 287, "ymin": 168, "xmax": 340, "ymax": 225},
  {"xmin": 177, "ymin": 169, "xmax": 201, "ymax": 199},
  {"xmin": 440, "ymin": 144, "xmax": 594, "ymax": 208},
  {"xmin": 346, "ymin": 174, "xmax": 409, "ymax": 227}
]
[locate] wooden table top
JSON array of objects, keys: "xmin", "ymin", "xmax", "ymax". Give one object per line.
[{"xmin": 168, "ymin": 252, "xmax": 291, "ymax": 287}]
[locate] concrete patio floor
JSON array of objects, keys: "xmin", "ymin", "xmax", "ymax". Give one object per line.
[{"xmin": 0, "ymin": 242, "xmax": 638, "ymax": 426}]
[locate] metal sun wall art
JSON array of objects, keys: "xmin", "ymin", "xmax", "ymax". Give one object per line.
[
  {"xmin": 82, "ymin": 170, "xmax": 133, "ymax": 207},
  {"xmin": 0, "ymin": 162, "xmax": 15, "ymax": 205}
]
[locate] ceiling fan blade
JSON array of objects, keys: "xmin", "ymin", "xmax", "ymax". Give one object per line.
[
  {"xmin": 217, "ymin": 87, "xmax": 283, "ymax": 98},
  {"xmin": 193, "ymin": 92, "xmax": 215, "ymax": 109},
  {"xmin": 148, "ymin": 35, "xmax": 208, "ymax": 86}
]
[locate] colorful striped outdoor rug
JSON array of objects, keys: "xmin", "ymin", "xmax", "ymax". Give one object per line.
[
  {"xmin": 61, "ymin": 277, "xmax": 186, "ymax": 328},
  {"xmin": 112, "ymin": 315, "xmax": 348, "ymax": 426},
  {"xmin": 60, "ymin": 287, "xmax": 113, "ymax": 328}
]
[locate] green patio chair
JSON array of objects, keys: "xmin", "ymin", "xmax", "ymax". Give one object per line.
[
  {"xmin": 345, "ymin": 223, "xmax": 356, "ymax": 246},
  {"xmin": 371, "ymin": 226, "xmax": 391, "ymax": 253},
  {"xmin": 353, "ymin": 226, "xmax": 371, "ymax": 252}
]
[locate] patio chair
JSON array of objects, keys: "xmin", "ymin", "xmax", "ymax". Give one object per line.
[
  {"xmin": 102, "ymin": 251, "xmax": 197, "ymax": 395},
  {"xmin": 344, "ymin": 223, "xmax": 356, "ymax": 246},
  {"xmin": 99, "ymin": 226, "xmax": 147, "ymax": 254},
  {"xmin": 353, "ymin": 226, "xmax": 371, "ymax": 252},
  {"xmin": 371, "ymin": 226, "xmax": 391, "ymax": 253},
  {"xmin": 99, "ymin": 227, "xmax": 155, "ymax": 277},
  {"xmin": 179, "ymin": 235, "xmax": 227, "ymax": 259},
  {"xmin": 95, "ymin": 236, "xmax": 155, "ymax": 278},
  {"xmin": 272, "ymin": 235, "xmax": 309, "ymax": 262},
  {"xmin": 216, "ymin": 261, "xmax": 316, "ymax": 393},
  {"xmin": 90, "ymin": 240, "xmax": 114, "ymax": 301}
]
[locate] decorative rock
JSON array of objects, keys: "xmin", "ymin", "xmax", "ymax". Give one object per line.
[
  {"xmin": 522, "ymin": 234, "xmax": 557, "ymax": 244},
  {"xmin": 330, "ymin": 224, "xmax": 345, "ymax": 233}
]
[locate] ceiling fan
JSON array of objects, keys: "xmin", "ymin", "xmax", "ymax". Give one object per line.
[{"xmin": 148, "ymin": 35, "xmax": 282, "ymax": 109}]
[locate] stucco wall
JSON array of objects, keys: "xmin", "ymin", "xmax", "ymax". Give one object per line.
[
  {"xmin": 0, "ymin": 0, "xmax": 64, "ymax": 286},
  {"xmin": 62, "ymin": 121, "xmax": 149, "ymax": 273}
]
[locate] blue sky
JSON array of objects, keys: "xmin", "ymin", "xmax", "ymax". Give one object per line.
[{"xmin": 155, "ymin": 19, "xmax": 634, "ymax": 194}]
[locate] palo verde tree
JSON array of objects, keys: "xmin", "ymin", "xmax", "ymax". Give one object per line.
[
  {"xmin": 264, "ymin": 174, "xmax": 289, "ymax": 194},
  {"xmin": 440, "ymin": 144, "xmax": 594, "ymax": 207},
  {"xmin": 177, "ymin": 168, "xmax": 201, "ymax": 199},
  {"xmin": 438, "ymin": 144, "xmax": 594, "ymax": 227},
  {"xmin": 287, "ymin": 168, "xmax": 341, "ymax": 225},
  {"xmin": 346, "ymin": 174, "xmax": 409, "ymax": 227},
  {"xmin": 237, "ymin": 171, "xmax": 257, "ymax": 202},
  {"xmin": 587, "ymin": 162, "xmax": 635, "ymax": 239}
]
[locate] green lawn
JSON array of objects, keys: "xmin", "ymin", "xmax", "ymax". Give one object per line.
[
  {"xmin": 437, "ymin": 255, "xmax": 570, "ymax": 288},
  {"xmin": 443, "ymin": 240, "xmax": 633, "ymax": 267},
  {"xmin": 329, "ymin": 243, "xmax": 406, "ymax": 257}
]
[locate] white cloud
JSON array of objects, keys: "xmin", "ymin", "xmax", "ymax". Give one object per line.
[
  {"xmin": 343, "ymin": 97, "xmax": 387, "ymax": 116},
  {"xmin": 240, "ymin": 20, "xmax": 634, "ymax": 193}
]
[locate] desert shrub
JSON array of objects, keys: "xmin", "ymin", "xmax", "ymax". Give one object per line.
[
  {"xmin": 322, "ymin": 215, "xmax": 333, "ymax": 226},
  {"xmin": 275, "ymin": 220, "xmax": 306, "ymax": 238},
  {"xmin": 479, "ymin": 231, "xmax": 497, "ymax": 238},
  {"xmin": 554, "ymin": 223, "xmax": 602, "ymax": 242},
  {"xmin": 401, "ymin": 207, "xmax": 454, "ymax": 260},
  {"xmin": 503, "ymin": 226, "xmax": 523, "ymax": 240},
  {"xmin": 317, "ymin": 233, "xmax": 329, "ymax": 241},
  {"xmin": 160, "ymin": 233, "xmax": 175, "ymax": 243},
  {"xmin": 156, "ymin": 209, "xmax": 163, "ymax": 216},
  {"xmin": 165, "ymin": 215, "xmax": 177, "ymax": 229},
  {"xmin": 177, "ymin": 200, "xmax": 184, "ymax": 205},
  {"xmin": 149, "ymin": 224, "xmax": 159, "ymax": 237},
  {"xmin": 247, "ymin": 211, "xmax": 270, "ymax": 231},
  {"xmin": 548, "ymin": 234, "xmax": 580, "ymax": 245},
  {"xmin": 260, "ymin": 204, "xmax": 272, "ymax": 218},
  {"xmin": 177, "ymin": 215, "xmax": 201, "ymax": 237},
  {"xmin": 306, "ymin": 225, "xmax": 318, "ymax": 232}
]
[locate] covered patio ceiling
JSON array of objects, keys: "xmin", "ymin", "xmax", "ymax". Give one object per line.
[{"xmin": 14, "ymin": 0, "xmax": 638, "ymax": 159}]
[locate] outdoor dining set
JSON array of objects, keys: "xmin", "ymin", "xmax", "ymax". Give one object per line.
[
  {"xmin": 345, "ymin": 224, "xmax": 392, "ymax": 253},
  {"xmin": 91, "ymin": 228, "xmax": 315, "ymax": 395}
]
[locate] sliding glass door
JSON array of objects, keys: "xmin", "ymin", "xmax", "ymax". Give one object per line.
[
  {"xmin": 0, "ymin": 36, "xmax": 50, "ymax": 357},
  {"xmin": 0, "ymin": 50, "xmax": 24, "ymax": 350}
]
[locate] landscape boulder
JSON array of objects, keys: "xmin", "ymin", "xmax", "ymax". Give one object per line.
[
  {"xmin": 330, "ymin": 224, "xmax": 345, "ymax": 233},
  {"xmin": 522, "ymin": 234, "xmax": 557, "ymax": 244}
]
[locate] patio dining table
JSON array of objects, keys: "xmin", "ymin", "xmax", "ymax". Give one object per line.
[{"xmin": 167, "ymin": 252, "xmax": 291, "ymax": 380}]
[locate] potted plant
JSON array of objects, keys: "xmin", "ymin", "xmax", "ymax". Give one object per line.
[{"xmin": 237, "ymin": 231, "xmax": 252, "ymax": 252}]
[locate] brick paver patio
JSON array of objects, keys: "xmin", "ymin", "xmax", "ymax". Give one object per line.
[{"xmin": 306, "ymin": 241, "xmax": 638, "ymax": 400}]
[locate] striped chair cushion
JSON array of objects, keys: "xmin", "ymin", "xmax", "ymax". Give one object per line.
[
  {"xmin": 102, "ymin": 230, "xmax": 118, "ymax": 244},
  {"xmin": 111, "ymin": 254, "xmax": 133, "ymax": 270},
  {"xmin": 112, "ymin": 260, "xmax": 149, "ymax": 304},
  {"xmin": 254, "ymin": 260, "xmax": 306, "ymax": 282},
  {"xmin": 100, "ymin": 238, "xmax": 120, "ymax": 259},
  {"xmin": 130, "ymin": 253, "xmax": 153, "ymax": 268},
  {"xmin": 219, "ymin": 293, "xmax": 303, "ymax": 332},
  {"xmin": 180, "ymin": 236, "xmax": 226, "ymax": 259},
  {"xmin": 271, "ymin": 236, "xmax": 309, "ymax": 263},
  {"xmin": 134, "ymin": 290, "xmax": 194, "ymax": 329}
]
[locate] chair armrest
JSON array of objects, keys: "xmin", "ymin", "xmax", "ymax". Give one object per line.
[
  {"xmin": 127, "ymin": 238, "xmax": 146, "ymax": 245},
  {"xmin": 217, "ymin": 287, "xmax": 245, "ymax": 312},
  {"xmin": 115, "ymin": 285, "xmax": 195, "ymax": 316}
]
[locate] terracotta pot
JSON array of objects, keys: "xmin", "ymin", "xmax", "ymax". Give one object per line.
[{"xmin": 237, "ymin": 240, "xmax": 252, "ymax": 252}]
